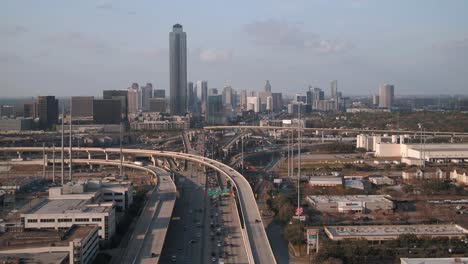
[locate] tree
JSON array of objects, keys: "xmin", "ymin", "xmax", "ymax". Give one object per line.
[
  {"xmin": 277, "ymin": 203, "xmax": 294, "ymax": 223},
  {"xmin": 283, "ymin": 221, "xmax": 304, "ymax": 245}
]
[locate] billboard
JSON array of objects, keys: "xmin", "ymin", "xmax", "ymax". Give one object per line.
[
  {"xmin": 273, "ymin": 178, "xmax": 283, "ymax": 184},
  {"xmin": 282, "ymin": 119, "xmax": 292, "ymax": 125},
  {"xmin": 307, "ymin": 228, "xmax": 319, "ymax": 254},
  {"xmin": 337, "ymin": 201, "xmax": 363, "ymax": 212}
]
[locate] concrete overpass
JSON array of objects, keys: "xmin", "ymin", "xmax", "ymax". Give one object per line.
[
  {"xmin": 204, "ymin": 125, "xmax": 468, "ymax": 136},
  {"xmin": 0, "ymin": 147, "xmax": 276, "ymax": 264}
]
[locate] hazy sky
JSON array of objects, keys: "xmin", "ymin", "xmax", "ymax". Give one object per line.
[{"xmin": 2, "ymin": 0, "xmax": 468, "ymax": 97}]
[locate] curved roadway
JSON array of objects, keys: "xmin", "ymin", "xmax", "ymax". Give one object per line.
[{"xmin": 0, "ymin": 147, "xmax": 276, "ymax": 264}]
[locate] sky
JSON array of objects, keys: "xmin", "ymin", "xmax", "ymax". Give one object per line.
[{"xmin": 1, "ymin": 0, "xmax": 468, "ymax": 97}]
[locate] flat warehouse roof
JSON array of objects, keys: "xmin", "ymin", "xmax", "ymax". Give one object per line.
[
  {"xmin": 26, "ymin": 199, "xmax": 111, "ymax": 214},
  {"xmin": 307, "ymin": 195, "xmax": 392, "ymax": 204},
  {"xmin": 325, "ymin": 224, "xmax": 468, "ymax": 239}
]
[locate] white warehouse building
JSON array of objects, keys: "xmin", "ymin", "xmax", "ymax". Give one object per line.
[{"xmin": 306, "ymin": 195, "xmax": 394, "ymax": 213}]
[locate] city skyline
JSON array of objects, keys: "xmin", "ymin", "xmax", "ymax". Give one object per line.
[{"xmin": 2, "ymin": 1, "xmax": 468, "ymax": 97}]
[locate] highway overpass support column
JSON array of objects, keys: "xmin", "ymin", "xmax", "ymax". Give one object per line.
[
  {"xmin": 105, "ymin": 152, "xmax": 109, "ymax": 161},
  {"xmin": 17, "ymin": 151, "xmax": 22, "ymax": 159},
  {"xmin": 87, "ymin": 151, "xmax": 91, "ymax": 160},
  {"xmin": 150, "ymin": 155, "xmax": 156, "ymax": 166}
]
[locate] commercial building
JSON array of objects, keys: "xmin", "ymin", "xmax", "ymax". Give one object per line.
[
  {"xmin": 0, "ymin": 118, "xmax": 32, "ymax": 131},
  {"xmin": 127, "ymin": 85, "xmax": 139, "ymax": 115},
  {"xmin": 272, "ymin": 93, "xmax": 283, "ymax": 111},
  {"xmin": 308, "ymin": 176, "xmax": 343, "ymax": 187},
  {"xmin": 21, "ymin": 199, "xmax": 116, "ymax": 240},
  {"xmin": 169, "ymin": 24, "xmax": 187, "ymax": 115},
  {"xmin": 266, "ymin": 96, "xmax": 273, "ymax": 111},
  {"xmin": 368, "ymin": 175, "xmax": 395, "ymax": 185},
  {"xmin": 153, "ymin": 89, "xmax": 166, "ymax": 99},
  {"xmin": 379, "ymin": 83, "xmax": 394, "ymax": 109},
  {"xmin": 400, "ymin": 258, "xmax": 468, "ymax": 264},
  {"xmin": 0, "ymin": 225, "xmax": 99, "ymax": 264},
  {"xmin": 240, "ymin": 90, "xmax": 247, "ymax": 110},
  {"xmin": 0, "ymin": 105, "xmax": 15, "ymax": 118},
  {"xmin": 264, "ymin": 80, "xmax": 271, "ymax": 92},
  {"xmin": 34, "ymin": 96, "xmax": 59, "ymax": 129},
  {"xmin": 103, "ymin": 90, "xmax": 128, "ymax": 121},
  {"xmin": 148, "ymin": 98, "xmax": 167, "ymax": 112},
  {"xmin": 49, "ymin": 179, "xmax": 134, "ymax": 212},
  {"xmin": 206, "ymin": 95, "xmax": 224, "ymax": 125},
  {"xmin": 93, "ymin": 99, "xmax": 121, "ymax": 124},
  {"xmin": 247, "ymin": 96, "xmax": 260, "ymax": 113},
  {"xmin": 306, "ymin": 195, "xmax": 394, "ymax": 213},
  {"xmin": 325, "ymin": 224, "xmax": 468, "ymax": 242},
  {"xmin": 71, "ymin": 96, "xmax": 94, "ymax": 118},
  {"xmin": 141, "ymin": 83, "xmax": 153, "ymax": 111},
  {"xmin": 23, "ymin": 103, "xmax": 34, "ymax": 118},
  {"xmin": 222, "ymin": 85, "xmax": 233, "ymax": 106},
  {"xmin": 197, "ymin": 80, "xmax": 208, "ymax": 114}
]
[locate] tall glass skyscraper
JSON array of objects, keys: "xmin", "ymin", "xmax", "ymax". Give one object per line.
[{"xmin": 169, "ymin": 24, "xmax": 187, "ymax": 115}]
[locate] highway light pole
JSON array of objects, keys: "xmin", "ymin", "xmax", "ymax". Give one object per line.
[
  {"xmin": 297, "ymin": 104, "xmax": 301, "ymax": 221},
  {"xmin": 69, "ymin": 99, "xmax": 72, "ymax": 181},
  {"xmin": 52, "ymin": 144, "xmax": 55, "ymax": 183},
  {"xmin": 120, "ymin": 122, "xmax": 123, "ymax": 176},
  {"xmin": 241, "ymin": 130, "xmax": 244, "ymax": 173},
  {"xmin": 61, "ymin": 105, "xmax": 64, "ymax": 185}
]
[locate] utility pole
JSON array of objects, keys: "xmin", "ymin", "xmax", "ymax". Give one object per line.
[
  {"xmin": 241, "ymin": 130, "xmax": 244, "ymax": 174},
  {"xmin": 297, "ymin": 104, "xmax": 301, "ymax": 221},
  {"xmin": 69, "ymin": 99, "xmax": 72, "ymax": 181},
  {"xmin": 287, "ymin": 131, "xmax": 290, "ymax": 178},
  {"xmin": 52, "ymin": 144, "xmax": 55, "ymax": 183},
  {"xmin": 120, "ymin": 122, "xmax": 123, "ymax": 176},
  {"xmin": 61, "ymin": 105, "xmax": 64, "ymax": 185}
]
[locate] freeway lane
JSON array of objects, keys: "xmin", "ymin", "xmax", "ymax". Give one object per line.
[{"xmin": 0, "ymin": 147, "xmax": 276, "ymax": 264}]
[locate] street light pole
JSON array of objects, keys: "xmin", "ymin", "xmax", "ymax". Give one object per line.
[{"xmin": 297, "ymin": 104, "xmax": 301, "ymax": 220}]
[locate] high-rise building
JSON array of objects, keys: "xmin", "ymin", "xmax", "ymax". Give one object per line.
[
  {"xmin": 295, "ymin": 94, "xmax": 307, "ymax": 104},
  {"xmin": 153, "ymin": 89, "xmax": 166, "ymax": 99},
  {"xmin": 206, "ymin": 95, "xmax": 223, "ymax": 125},
  {"xmin": 312, "ymin": 88, "xmax": 324, "ymax": 109},
  {"xmin": 372, "ymin": 94, "xmax": 380, "ymax": 107},
  {"xmin": 127, "ymin": 86, "xmax": 139, "ymax": 115},
  {"xmin": 264, "ymin": 80, "xmax": 271, "ymax": 92},
  {"xmin": 272, "ymin": 93, "xmax": 283, "ymax": 111},
  {"xmin": 247, "ymin": 96, "xmax": 261, "ymax": 113},
  {"xmin": 330, "ymin": 80, "xmax": 338, "ymax": 99},
  {"xmin": 379, "ymin": 83, "xmax": 395, "ymax": 109},
  {"xmin": 266, "ymin": 96, "xmax": 273, "ymax": 111},
  {"xmin": 23, "ymin": 103, "xmax": 34, "ymax": 118},
  {"xmin": 103, "ymin": 90, "xmax": 128, "ymax": 121},
  {"xmin": 141, "ymin": 83, "xmax": 153, "ymax": 111},
  {"xmin": 34, "ymin": 96, "xmax": 59, "ymax": 129},
  {"xmin": 71, "ymin": 96, "xmax": 94, "ymax": 118},
  {"xmin": 93, "ymin": 99, "xmax": 121, "ymax": 124},
  {"xmin": 169, "ymin": 24, "xmax": 187, "ymax": 115},
  {"xmin": 222, "ymin": 85, "xmax": 233, "ymax": 106},
  {"xmin": 187, "ymin": 82, "xmax": 194, "ymax": 111},
  {"xmin": 0, "ymin": 105, "xmax": 15, "ymax": 118},
  {"xmin": 149, "ymin": 98, "xmax": 167, "ymax": 113},
  {"xmin": 240, "ymin": 90, "xmax": 248, "ymax": 110},
  {"xmin": 197, "ymin": 80, "xmax": 208, "ymax": 114},
  {"xmin": 209, "ymin": 88, "xmax": 218, "ymax": 95}
]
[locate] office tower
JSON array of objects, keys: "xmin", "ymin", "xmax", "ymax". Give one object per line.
[
  {"xmin": 295, "ymin": 94, "xmax": 307, "ymax": 104},
  {"xmin": 71, "ymin": 96, "xmax": 94, "ymax": 118},
  {"xmin": 240, "ymin": 90, "xmax": 248, "ymax": 110},
  {"xmin": 266, "ymin": 96, "xmax": 273, "ymax": 111},
  {"xmin": 0, "ymin": 105, "xmax": 15, "ymax": 118},
  {"xmin": 264, "ymin": 80, "xmax": 271, "ymax": 92},
  {"xmin": 232, "ymin": 90, "xmax": 238, "ymax": 107},
  {"xmin": 272, "ymin": 93, "xmax": 283, "ymax": 112},
  {"xmin": 141, "ymin": 83, "xmax": 153, "ymax": 111},
  {"xmin": 209, "ymin": 88, "xmax": 218, "ymax": 95},
  {"xmin": 153, "ymin": 89, "xmax": 166, "ymax": 99},
  {"xmin": 379, "ymin": 83, "xmax": 395, "ymax": 109},
  {"xmin": 129, "ymin": 83, "xmax": 141, "ymax": 111},
  {"xmin": 34, "ymin": 96, "xmax": 59, "ymax": 129},
  {"xmin": 312, "ymin": 88, "xmax": 324, "ymax": 109},
  {"xmin": 103, "ymin": 90, "xmax": 128, "ymax": 121},
  {"xmin": 23, "ymin": 103, "xmax": 34, "ymax": 118},
  {"xmin": 306, "ymin": 87, "xmax": 313, "ymax": 105},
  {"xmin": 248, "ymin": 91, "xmax": 256, "ymax": 97},
  {"xmin": 197, "ymin": 80, "xmax": 208, "ymax": 114},
  {"xmin": 206, "ymin": 95, "xmax": 223, "ymax": 125},
  {"xmin": 247, "ymin": 96, "xmax": 260, "ymax": 113},
  {"xmin": 187, "ymin": 82, "xmax": 194, "ymax": 111},
  {"xmin": 222, "ymin": 85, "xmax": 233, "ymax": 106},
  {"xmin": 330, "ymin": 80, "xmax": 338, "ymax": 99},
  {"xmin": 93, "ymin": 99, "xmax": 121, "ymax": 124},
  {"xmin": 372, "ymin": 94, "xmax": 380, "ymax": 107},
  {"xmin": 127, "ymin": 86, "xmax": 139, "ymax": 115},
  {"xmin": 169, "ymin": 24, "xmax": 187, "ymax": 115},
  {"xmin": 149, "ymin": 98, "xmax": 167, "ymax": 112}
]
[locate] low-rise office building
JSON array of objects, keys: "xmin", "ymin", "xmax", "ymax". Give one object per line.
[
  {"xmin": 306, "ymin": 195, "xmax": 394, "ymax": 213},
  {"xmin": 21, "ymin": 199, "xmax": 115, "ymax": 240},
  {"xmin": 308, "ymin": 176, "xmax": 343, "ymax": 187},
  {"xmin": 325, "ymin": 224, "xmax": 468, "ymax": 241},
  {"xmin": 0, "ymin": 118, "xmax": 33, "ymax": 131},
  {"xmin": 0, "ymin": 225, "xmax": 99, "ymax": 264}
]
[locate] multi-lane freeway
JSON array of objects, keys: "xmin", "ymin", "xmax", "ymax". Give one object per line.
[{"xmin": 0, "ymin": 146, "xmax": 276, "ymax": 264}]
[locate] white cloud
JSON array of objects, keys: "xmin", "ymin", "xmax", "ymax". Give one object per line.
[
  {"xmin": 243, "ymin": 18, "xmax": 352, "ymax": 54},
  {"xmin": 199, "ymin": 49, "xmax": 233, "ymax": 63}
]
